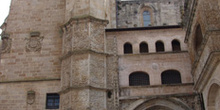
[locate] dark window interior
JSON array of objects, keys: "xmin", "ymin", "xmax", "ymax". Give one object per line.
[
  {"xmin": 46, "ymin": 93, "xmax": 60, "ymax": 109},
  {"xmin": 129, "ymin": 72, "xmax": 150, "ymax": 86},
  {"xmin": 140, "ymin": 42, "xmax": 149, "ymax": 53},
  {"xmin": 161, "ymin": 70, "xmax": 182, "ymax": 84},
  {"xmin": 156, "ymin": 41, "xmax": 165, "ymax": 52},
  {"xmin": 172, "ymin": 40, "xmax": 181, "ymax": 51},
  {"xmin": 107, "ymin": 91, "xmax": 112, "ymax": 99},
  {"xmin": 195, "ymin": 25, "xmax": 203, "ymax": 53},
  {"xmin": 124, "ymin": 43, "xmax": 133, "ymax": 54}
]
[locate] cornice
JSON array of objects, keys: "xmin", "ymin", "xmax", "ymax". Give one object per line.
[{"xmin": 61, "ymin": 15, "xmax": 109, "ymax": 28}]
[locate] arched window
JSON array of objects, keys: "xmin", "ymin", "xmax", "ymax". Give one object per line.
[
  {"xmin": 156, "ymin": 41, "xmax": 165, "ymax": 52},
  {"xmin": 129, "ymin": 72, "xmax": 150, "ymax": 86},
  {"xmin": 140, "ymin": 42, "xmax": 149, "ymax": 53},
  {"xmin": 143, "ymin": 11, "xmax": 151, "ymax": 26},
  {"xmin": 124, "ymin": 42, "xmax": 133, "ymax": 54},
  {"xmin": 194, "ymin": 24, "xmax": 203, "ymax": 53},
  {"xmin": 161, "ymin": 70, "xmax": 182, "ymax": 84},
  {"xmin": 172, "ymin": 40, "xmax": 181, "ymax": 51},
  {"xmin": 207, "ymin": 83, "xmax": 220, "ymax": 109}
]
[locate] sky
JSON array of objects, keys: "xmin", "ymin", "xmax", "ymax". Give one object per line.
[{"xmin": 0, "ymin": 0, "xmax": 11, "ymax": 36}]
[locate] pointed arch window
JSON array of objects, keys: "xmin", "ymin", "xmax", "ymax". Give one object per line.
[
  {"xmin": 124, "ymin": 42, "xmax": 133, "ymax": 54},
  {"xmin": 156, "ymin": 41, "xmax": 165, "ymax": 52},
  {"xmin": 129, "ymin": 72, "xmax": 150, "ymax": 86},
  {"xmin": 143, "ymin": 11, "xmax": 151, "ymax": 26},
  {"xmin": 140, "ymin": 42, "xmax": 149, "ymax": 53},
  {"xmin": 194, "ymin": 24, "xmax": 203, "ymax": 54},
  {"xmin": 172, "ymin": 40, "xmax": 181, "ymax": 51}
]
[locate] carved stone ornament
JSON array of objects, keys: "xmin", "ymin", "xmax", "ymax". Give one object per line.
[
  {"xmin": 27, "ymin": 90, "xmax": 35, "ymax": 105},
  {"xmin": 1, "ymin": 33, "xmax": 11, "ymax": 53},
  {"xmin": 25, "ymin": 32, "xmax": 44, "ymax": 52}
]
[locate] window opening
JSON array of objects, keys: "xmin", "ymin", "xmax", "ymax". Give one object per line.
[
  {"xmin": 143, "ymin": 11, "xmax": 151, "ymax": 26},
  {"xmin": 172, "ymin": 40, "xmax": 181, "ymax": 51},
  {"xmin": 161, "ymin": 70, "xmax": 182, "ymax": 84},
  {"xmin": 156, "ymin": 41, "xmax": 165, "ymax": 52},
  {"xmin": 140, "ymin": 42, "xmax": 149, "ymax": 53},
  {"xmin": 124, "ymin": 43, "xmax": 133, "ymax": 54},
  {"xmin": 129, "ymin": 72, "xmax": 150, "ymax": 86},
  {"xmin": 195, "ymin": 25, "xmax": 203, "ymax": 53},
  {"xmin": 46, "ymin": 93, "xmax": 60, "ymax": 109}
]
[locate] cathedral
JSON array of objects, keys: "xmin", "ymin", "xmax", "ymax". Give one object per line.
[{"xmin": 0, "ymin": 0, "xmax": 219, "ymax": 110}]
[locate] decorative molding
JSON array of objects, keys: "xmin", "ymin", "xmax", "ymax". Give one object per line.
[
  {"xmin": 27, "ymin": 90, "xmax": 36, "ymax": 105},
  {"xmin": 61, "ymin": 15, "xmax": 109, "ymax": 28},
  {"xmin": 25, "ymin": 32, "xmax": 44, "ymax": 52},
  {"xmin": 1, "ymin": 33, "xmax": 11, "ymax": 53}
]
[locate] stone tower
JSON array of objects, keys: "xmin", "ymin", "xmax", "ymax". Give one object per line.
[{"xmin": 59, "ymin": 0, "xmax": 118, "ymax": 110}]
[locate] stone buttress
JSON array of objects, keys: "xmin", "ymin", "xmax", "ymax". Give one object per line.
[{"xmin": 59, "ymin": 0, "xmax": 118, "ymax": 109}]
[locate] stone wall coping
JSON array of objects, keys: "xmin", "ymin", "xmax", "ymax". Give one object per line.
[{"xmin": 106, "ymin": 25, "xmax": 181, "ymax": 32}]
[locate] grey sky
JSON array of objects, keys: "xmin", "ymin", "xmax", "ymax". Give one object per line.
[{"xmin": 0, "ymin": 0, "xmax": 11, "ymax": 35}]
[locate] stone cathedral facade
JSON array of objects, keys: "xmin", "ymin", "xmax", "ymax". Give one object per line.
[{"xmin": 0, "ymin": 0, "xmax": 219, "ymax": 110}]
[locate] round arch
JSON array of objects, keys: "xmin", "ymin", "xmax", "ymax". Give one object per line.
[
  {"xmin": 155, "ymin": 40, "xmax": 165, "ymax": 52},
  {"xmin": 139, "ymin": 41, "xmax": 149, "ymax": 53},
  {"xmin": 124, "ymin": 42, "xmax": 133, "ymax": 54},
  {"xmin": 126, "ymin": 98, "xmax": 193, "ymax": 110},
  {"xmin": 172, "ymin": 39, "xmax": 181, "ymax": 51},
  {"xmin": 138, "ymin": 5, "xmax": 155, "ymax": 26}
]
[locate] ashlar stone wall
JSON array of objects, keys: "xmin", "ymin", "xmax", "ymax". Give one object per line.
[
  {"xmin": 117, "ymin": 0, "xmax": 184, "ymax": 28},
  {"xmin": 0, "ymin": 0, "xmax": 65, "ymax": 110},
  {"xmin": 0, "ymin": 0, "xmax": 65, "ymax": 81},
  {"xmin": 0, "ymin": 81, "xmax": 60, "ymax": 110}
]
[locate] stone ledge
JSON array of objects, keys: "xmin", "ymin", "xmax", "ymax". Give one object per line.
[
  {"xmin": 119, "ymin": 92, "xmax": 198, "ymax": 100},
  {"xmin": 0, "ymin": 78, "xmax": 60, "ymax": 84},
  {"xmin": 120, "ymin": 83, "xmax": 194, "ymax": 89},
  {"xmin": 106, "ymin": 25, "xmax": 181, "ymax": 32},
  {"xmin": 59, "ymin": 85, "xmax": 112, "ymax": 94},
  {"xmin": 118, "ymin": 51, "xmax": 188, "ymax": 56}
]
